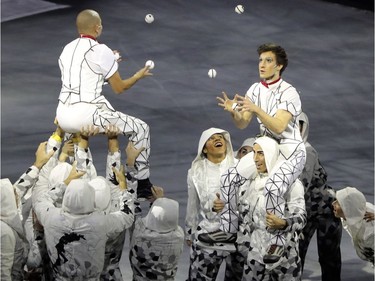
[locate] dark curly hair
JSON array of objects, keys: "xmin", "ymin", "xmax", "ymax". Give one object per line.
[{"xmin": 257, "ymin": 43, "xmax": 288, "ymax": 76}]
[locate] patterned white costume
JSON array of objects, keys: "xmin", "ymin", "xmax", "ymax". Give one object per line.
[
  {"xmin": 246, "ymin": 79, "xmax": 306, "ymax": 221},
  {"xmin": 185, "ymin": 128, "xmax": 244, "ymax": 281},
  {"xmin": 236, "ymin": 137, "xmax": 306, "ymax": 280},
  {"xmin": 56, "ymin": 36, "xmax": 150, "ymax": 179},
  {"xmin": 219, "ymin": 79, "xmax": 306, "ymax": 250}
]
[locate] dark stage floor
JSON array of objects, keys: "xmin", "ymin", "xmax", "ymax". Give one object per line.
[{"xmin": 1, "ymin": 0, "xmax": 374, "ymax": 280}]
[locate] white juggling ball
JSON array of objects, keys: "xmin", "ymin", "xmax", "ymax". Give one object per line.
[
  {"xmin": 208, "ymin": 69, "xmax": 217, "ymax": 78},
  {"xmin": 235, "ymin": 5, "xmax": 245, "ymax": 14},
  {"xmin": 114, "ymin": 53, "xmax": 120, "ymax": 60},
  {"xmin": 145, "ymin": 60, "xmax": 155, "ymax": 70},
  {"xmin": 145, "ymin": 14, "xmax": 154, "ymax": 24}
]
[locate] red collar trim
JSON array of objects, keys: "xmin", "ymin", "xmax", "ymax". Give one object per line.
[
  {"xmin": 261, "ymin": 77, "xmax": 281, "ymax": 88},
  {"xmin": 80, "ymin": 34, "xmax": 97, "ymax": 41}
]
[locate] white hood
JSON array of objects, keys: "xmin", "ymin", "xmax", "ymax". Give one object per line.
[
  {"xmin": 0, "ymin": 178, "xmax": 24, "ymax": 237},
  {"xmin": 49, "ymin": 162, "xmax": 73, "ymax": 188},
  {"xmin": 62, "ymin": 179, "xmax": 96, "ymax": 215},
  {"xmin": 253, "ymin": 136, "xmax": 279, "ymax": 174},
  {"xmin": 144, "ymin": 198, "xmax": 179, "ymax": 233},
  {"xmin": 336, "ymin": 186, "xmax": 367, "ymax": 226},
  {"xmin": 88, "ymin": 176, "xmax": 111, "ymax": 213},
  {"xmin": 191, "ymin": 127, "xmax": 234, "ymax": 168},
  {"xmin": 235, "ymin": 137, "xmax": 256, "ymax": 156}
]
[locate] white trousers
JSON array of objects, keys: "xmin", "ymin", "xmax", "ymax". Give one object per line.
[{"xmin": 56, "ymin": 102, "xmax": 150, "ymax": 179}]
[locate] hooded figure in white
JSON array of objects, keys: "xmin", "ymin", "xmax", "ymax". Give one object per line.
[
  {"xmin": 1, "ymin": 178, "xmax": 28, "ymax": 281},
  {"xmin": 334, "ymin": 187, "xmax": 374, "ymax": 264},
  {"xmin": 185, "ymin": 127, "xmax": 236, "ymax": 239},
  {"xmin": 129, "ymin": 197, "xmax": 184, "ymax": 280},
  {"xmin": 33, "ymin": 178, "xmax": 134, "ymax": 280},
  {"xmin": 236, "ymin": 136, "xmax": 306, "ymax": 281},
  {"xmin": 234, "ymin": 137, "xmax": 256, "ymax": 159},
  {"xmin": 185, "ymin": 127, "xmax": 244, "ymax": 281},
  {"xmin": 89, "ymin": 175, "xmax": 129, "ymax": 281}
]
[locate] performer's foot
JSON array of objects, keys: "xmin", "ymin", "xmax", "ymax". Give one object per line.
[
  {"xmin": 263, "ymin": 244, "xmax": 284, "ymax": 264},
  {"xmin": 196, "ymin": 240, "xmax": 237, "ymax": 252},
  {"xmin": 137, "ymin": 178, "xmax": 153, "ymax": 201},
  {"xmin": 198, "ymin": 230, "xmax": 237, "ymax": 244}
]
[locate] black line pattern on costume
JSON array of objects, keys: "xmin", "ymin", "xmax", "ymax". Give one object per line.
[
  {"xmin": 264, "ymin": 149, "xmax": 305, "ymax": 246},
  {"xmin": 53, "ymin": 232, "xmax": 86, "ymax": 273},
  {"xmin": 93, "ymin": 109, "xmax": 151, "ymax": 179},
  {"xmin": 220, "ymin": 165, "xmax": 249, "ymax": 233}
]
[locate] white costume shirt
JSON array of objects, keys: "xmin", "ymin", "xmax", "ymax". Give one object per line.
[
  {"xmin": 246, "ymin": 79, "xmax": 305, "ymax": 159},
  {"xmin": 56, "ymin": 37, "xmax": 120, "ymax": 133},
  {"xmin": 58, "ymin": 37, "xmax": 118, "ymax": 110}
]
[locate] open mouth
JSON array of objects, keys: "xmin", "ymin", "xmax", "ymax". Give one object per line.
[{"xmin": 214, "ymin": 142, "xmax": 223, "ymax": 147}]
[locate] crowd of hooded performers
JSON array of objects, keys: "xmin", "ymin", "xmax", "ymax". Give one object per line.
[
  {"xmin": 1, "ymin": 8, "xmax": 374, "ymax": 281},
  {"xmin": 1, "ymin": 119, "xmax": 374, "ymax": 281},
  {"xmin": 1, "ymin": 123, "xmax": 185, "ymax": 281}
]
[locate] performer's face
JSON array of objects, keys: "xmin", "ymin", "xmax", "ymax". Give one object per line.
[
  {"xmin": 253, "ymin": 143, "xmax": 267, "ymax": 173},
  {"xmin": 258, "ymin": 51, "xmax": 281, "ymax": 82},
  {"xmin": 237, "ymin": 145, "xmax": 253, "ymax": 159},
  {"xmin": 332, "ymin": 200, "xmax": 345, "ymax": 219},
  {"xmin": 203, "ymin": 133, "xmax": 227, "ymax": 162}
]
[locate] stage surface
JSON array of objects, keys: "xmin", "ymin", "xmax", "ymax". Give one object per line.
[{"xmin": 1, "ymin": 0, "xmax": 374, "ymax": 280}]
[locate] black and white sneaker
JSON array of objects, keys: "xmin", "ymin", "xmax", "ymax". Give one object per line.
[
  {"xmin": 263, "ymin": 244, "xmax": 284, "ymax": 264},
  {"xmin": 198, "ymin": 230, "xmax": 237, "ymax": 244},
  {"xmin": 196, "ymin": 240, "xmax": 236, "ymax": 252}
]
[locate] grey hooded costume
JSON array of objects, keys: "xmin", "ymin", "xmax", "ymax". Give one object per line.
[
  {"xmin": 297, "ymin": 111, "xmax": 342, "ymax": 281},
  {"xmin": 129, "ymin": 197, "xmax": 184, "ymax": 280}
]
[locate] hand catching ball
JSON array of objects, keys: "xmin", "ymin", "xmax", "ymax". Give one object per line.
[
  {"xmin": 145, "ymin": 60, "xmax": 155, "ymax": 70},
  {"xmin": 235, "ymin": 5, "xmax": 245, "ymax": 14},
  {"xmin": 208, "ymin": 69, "xmax": 217, "ymax": 79},
  {"xmin": 145, "ymin": 14, "xmax": 154, "ymax": 24}
]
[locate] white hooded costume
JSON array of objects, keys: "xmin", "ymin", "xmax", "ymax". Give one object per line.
[
  {"xmin": 185, "ymin": 128, "xmax": 244, "ymax": 281},
  {"xmin": 90, "ymin": 175, "xmax": 130, "ymax": 281},
  {"xmin": 185, "ymin": 127, "xmax": 236, "ymax": 239},
  {"xmin": 129, "ymin": 198, "xmax": 184, "ymax": 280},
  {"xmin": 237, "ymin": 136, "xmax": 306, "ymax": 280},
  {"xmin": 33, "ymin": 178, "xmax": 135, "ymax": 280},
  {"xmin": 234, "ymin": 137, "xmax": 256, "ymax": 159},
  {"xmin": 1, "ymin": 178, "xmax": 28, "ymax": 280},
  {"xmin": 336, "ymin": 187, "xmax": 374, "ymax": 264}
]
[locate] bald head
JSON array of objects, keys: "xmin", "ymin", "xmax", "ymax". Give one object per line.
[{"xmin": 76, "ymin": 9, "xmax": 102, "ymax": 35}]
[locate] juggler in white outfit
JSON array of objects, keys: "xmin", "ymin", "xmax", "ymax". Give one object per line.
[{"xmin": 56, "ymin": 36, "xmax": 150, "ymax": 179}]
